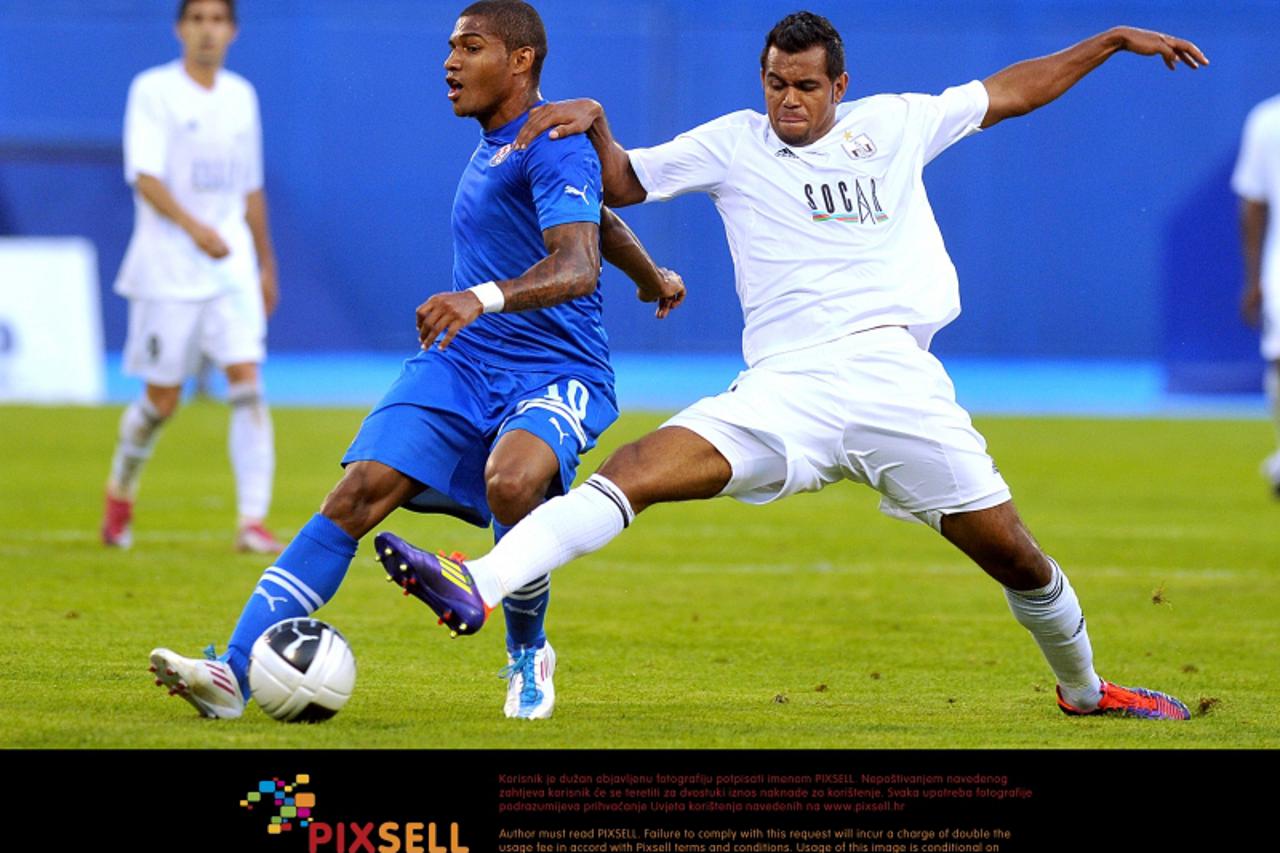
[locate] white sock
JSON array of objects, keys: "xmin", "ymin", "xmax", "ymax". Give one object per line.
[
  {"xmin": 228, "ymin": 380, "xmax": 275, "ymax": 523},
  {"xmin": 468, "ymin": 474, "xmax": 635, "ymax": 606},
  {"xmin": 107, "ymin": 396, "xmax": 167, "ymax": 498},
  {"xmin": 1003, "ymin": 558, "xmax": 1103, "ymax": 710}
]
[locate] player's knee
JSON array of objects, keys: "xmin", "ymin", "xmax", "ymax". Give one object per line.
[
  {"xmin": 485, "ymin": 467, "xmax": 547, "ymax": 524},
  {"xmin": 320, "ymin": 467, "xmax": 394, "ymax": 537},
  {"xmin": 145, "ymin": 387, "xmax": 181, "ymax": 419}
]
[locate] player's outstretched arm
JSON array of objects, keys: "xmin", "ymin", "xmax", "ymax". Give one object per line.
[
  {"xmin": 600, "ymin": 207, "xmax": 686, "ymax": 319},
  {"xmin": 135, "ymin": 173, "xmax": 230, "ymax": 258},
  {"xmin": 981, "ymin": 26, "xmax": 1207, "ymax": 128},
  {"xmin": 417, "ymin": 221, "xmax": 601, "ymax": 350},
  {"xmin": 514, "ymin": 99, "xmax": 648, "ymax": 207}
]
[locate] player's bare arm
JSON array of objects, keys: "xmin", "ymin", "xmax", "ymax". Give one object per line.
[
  {"xmin": 134, "ymin": 173, "xmax": 230, "ymax": 259},
  {"xmin": 599, "ymin": 206, "xmax": 685, "ymax": 319},
  {"xmin": 416, "ymin": 220, "xmax": 601, "ymax": 350},
  {"xmin": 981, "ymin": 26, "xmax": 1208, "ymax": 128},
  {"xmin": 1240, "ymin": 199, "xmax": 1268, "ymax": 327},
  {"xmin": 245, "ymin": 189, "xmax": 280, "ymax": 315},
  {"xmin": 513, "ymin": 100, "xmax": 647, "ymax": 207}
]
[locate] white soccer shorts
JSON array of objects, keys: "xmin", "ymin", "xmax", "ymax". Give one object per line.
[
  {"xmin": 664, "ymin": 326, "xmax": 1011, "ymax": 531},
  {"xmin": 123, "ymin": 287, "xmax": 266, "ymax": 386}
]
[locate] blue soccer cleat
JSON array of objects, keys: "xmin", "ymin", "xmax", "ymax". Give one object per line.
[
  {"xmin": 375, "ymin": 532, "xmax": 491, "ymax": 636},
  {"xmin": 1057, "ymin": 679, "xmax": 1191, "ymax": 720}
]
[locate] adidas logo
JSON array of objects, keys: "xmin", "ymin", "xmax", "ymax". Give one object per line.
[{"xmin": 775, "ymin": 147, "xmax": 799, "ymax": 159}]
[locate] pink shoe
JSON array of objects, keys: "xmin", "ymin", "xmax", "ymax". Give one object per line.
[
  {"xmin": 235, "ymin": 521, "xmax": 285, "ymax": 554},
  {"xmin": 102, "ymin": 493, "xmax": 134, "ymax": 548}
]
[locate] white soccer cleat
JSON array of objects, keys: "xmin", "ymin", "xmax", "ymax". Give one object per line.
[
  {"xmin": 148, "ymin": 648, "xmax": 245, "ymax": 719},
  {"xmin": 501, "ymin": 642, "xmax": 556, "ymax": 720}
]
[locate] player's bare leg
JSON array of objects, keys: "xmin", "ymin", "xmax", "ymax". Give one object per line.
[
  {"xmin": 469, "ymin": 425, "xmax": 733, "ymax": 604},
  {"xmin": 595, "ymin": 426, "xmax": 734, "ymax": 512},
  {"xmin": 484, "ymin": 429, "xmax": 562, "ymax": 718},
  {"xmin": 225, "ymin": 360, "xmax": 282, "ymax": 553},
  {"xmin": 941, "ymin": 502, "xmax": 1188, "ymax": 719},
  {"xmin": 321, "ymin": 461, "xmax": 423, "ymax": 539},
  {"xmin": 938, "ymin": 500, "xmax": 1051, "ymax": 590},
  {"xmin": 102, "ymin": 382, "xmax": 181, "ymax": 548},
  {"xmin": 375, "ymin": 426, "xmax": 731, "ymax": 636},
  {"xmin": 485, "ymin": 429, "xmax": 561, "ymax": 525}
]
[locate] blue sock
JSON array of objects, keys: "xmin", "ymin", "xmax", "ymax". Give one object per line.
[
  {"xmin": 494, "ymin": 519, "xmax": 550, "ymax": 651},
  {"xmin": 224, "ymin": 514, "xmax": 357, "ymax": 693}
]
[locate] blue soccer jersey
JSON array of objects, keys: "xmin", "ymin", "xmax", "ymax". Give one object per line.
[{"xmin": 446, "ymin": 105, "xmax": 611, "ymax": 381}]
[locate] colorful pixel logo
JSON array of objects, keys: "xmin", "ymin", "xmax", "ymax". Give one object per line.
[{"xmin": 239, "ymin": 774, "xmax": 317, "ymax": 835}]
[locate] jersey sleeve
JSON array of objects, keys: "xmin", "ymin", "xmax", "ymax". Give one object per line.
[
  {"xmin": 627, "ymin": 112, "xmax": 744, "ymax": 202},
  {"xmin": 904, "ymin": 80, "xmax": 988, "ymax": 165},
  {"xmin": 1233, "ymin": 106, "xmax": 1269, "ymax": 202},
  {"xmin": 523, "ymin": 132, "xmax": 603, "ymax": 231},
  {"xmin": 245, "ymin": 84, "xmax": 265, "ymax": 194},
  {"xmin": 123, "ymin": 74, "xmax": 168, "ymax": 184}
]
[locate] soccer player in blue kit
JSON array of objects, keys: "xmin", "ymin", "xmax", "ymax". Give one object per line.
[{"xmin": 148, "ymin": 0, "xmax": 685, "ymax": 720}]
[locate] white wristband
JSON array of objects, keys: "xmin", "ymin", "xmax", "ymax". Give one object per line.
[{"xmin": 468, "ymin": 281, "xmax": 505, "ymax": 314}]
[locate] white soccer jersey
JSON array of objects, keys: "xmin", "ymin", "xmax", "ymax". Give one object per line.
[
  {"xmin": 1233, "ymin": 94, "xmax": 1280, "ymax": 306},
  {"xmin": 628, "ymin": 80, "xmax": 988, "ymax": 365},
  {"xmin": 115, "ymin": 61, "xmax": 263, "ymax": 301}
]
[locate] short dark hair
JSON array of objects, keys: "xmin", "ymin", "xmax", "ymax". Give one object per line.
[
  {"xmin": 460, "ymin": 0, "xmax": 548, "ymax": 83},
  {"xmin": 761, "ymin": 11, "xmax": 845, "ymax": 80},
  {"xmin": 177, "ymin": 0, "xmax": 237, "ymax": 23}
]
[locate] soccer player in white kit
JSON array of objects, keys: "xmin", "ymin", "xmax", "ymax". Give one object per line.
[
  {"xmin": 380, "ymin": 14, "xmax": 1206, "ymax": 720},
  {"xmin": 1233, "ymin": 94, "xmax": 1280, "ymax": 496},
  {"xmin": 102, "ymin": 0, "xmax": 283, "ymax": 553}
]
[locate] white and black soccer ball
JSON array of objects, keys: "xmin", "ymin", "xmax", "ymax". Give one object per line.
[{"xmin": 249, "ymin": 618, "xmax": 356, "ymax": 722}]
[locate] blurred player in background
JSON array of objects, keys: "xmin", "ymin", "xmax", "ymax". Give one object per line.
[
  {"xmin": 383, "ymin": 14, "xmax": 1206, "ymax": 721},
  {"xmin": 1234, "ymin": 94, "xmax": 1280, "ymax": 497},
  {"xmin": 102, "ymin": 0, "xmax": 283, "ymax": 554},
  {"xmin": 149, "ymin": 0, "xmax": 685, "ymax": 720}
]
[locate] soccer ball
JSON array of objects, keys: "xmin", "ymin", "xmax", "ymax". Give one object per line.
[{"xmin": 249, "ymin": 618, "xmax": 356, "ymax": 722}]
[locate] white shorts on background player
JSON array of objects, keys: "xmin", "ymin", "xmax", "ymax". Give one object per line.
[
  {"xmin": 123, "ymin": 287, "xmax": 266, "ymax": 386},
  {"xmin": 666, "ymin": 326, "xmax": 1010, "ymax": 531},
  {"xmin": 1233, "ymin": 93, "xmax": 1280, "ymax": 361}
]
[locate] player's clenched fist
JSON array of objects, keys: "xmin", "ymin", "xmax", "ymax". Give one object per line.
[
  {"xmin": 187, "ymin": 222, "xmax": 230, "ymax": 259},
  {"xmin": 640, "ymin": 267, "xmax": 687, "ymax": 319},
  {"xmin": 417, "ymin": 291, "xmax": 484, "ymax": 350}
]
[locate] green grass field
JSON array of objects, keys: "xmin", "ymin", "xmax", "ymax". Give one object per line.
[{"xmin": 1, "ymin": 404, "xmax": 1277, "ymax": 749}]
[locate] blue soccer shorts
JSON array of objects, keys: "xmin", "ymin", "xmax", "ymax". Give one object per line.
[{"xmin": 341, "ymin": 346, "xmax": 618, "ymax": 527}]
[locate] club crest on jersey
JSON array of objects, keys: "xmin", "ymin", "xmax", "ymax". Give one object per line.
[
  {"xmin": 489, "ymin": 143, "xmax": 514, "ymax": 166},
  {"xmin": 841, "ymin": 132, "xmax": 876, "ymax": 160}
]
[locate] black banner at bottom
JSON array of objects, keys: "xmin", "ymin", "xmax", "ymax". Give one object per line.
[{"xmin": 12, "ymin": 750, "xmax": 1265, "ymax": 851}]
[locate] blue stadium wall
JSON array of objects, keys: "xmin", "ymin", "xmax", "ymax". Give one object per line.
[{"xmin": 1, "ymin": 1, "xmax": 1278, "ymax": 388}]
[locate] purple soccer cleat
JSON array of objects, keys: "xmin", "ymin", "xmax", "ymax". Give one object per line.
[
  {"xmin": 1057, "ymin": 679, "xmax": 1191, "ymax": 721},
  {"xmin": 374, "ymin": 531, "xmax": 491, "ymax": 637}
]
